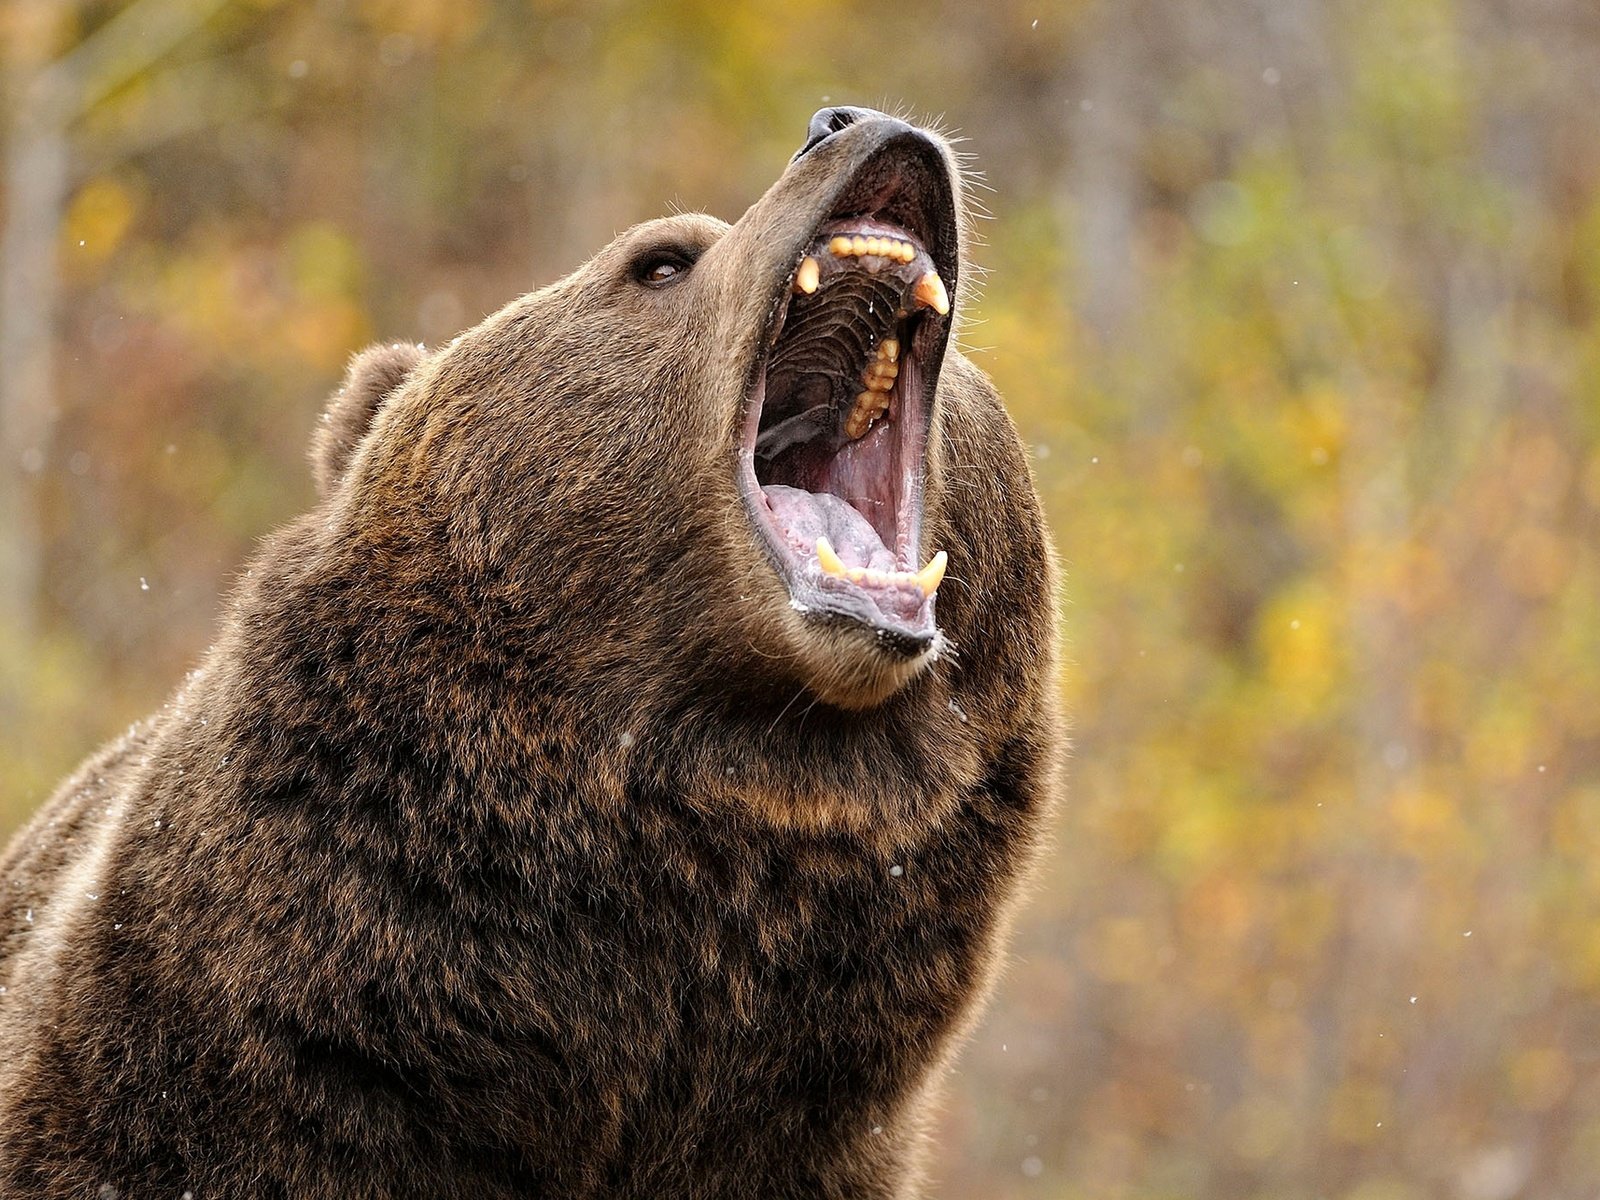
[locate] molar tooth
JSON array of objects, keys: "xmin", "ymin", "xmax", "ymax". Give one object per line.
[
  {"xmin": 878, "ymin": 338, "xmax": 899, "ymax": 362},
  {"xmin": 845, "ymin": 390, "xmax": 881, "ymax": 438},
  {"xmin": 851, "ymin": 235, "xmax": 868, "ymax": 256},
  {"xmin": 817, "ymin": 537, "xmax": 848, "ymax": 578},
  {"xmin": 793, "ymin": 256, "xmax": 819, "ymax": 295},
  {"xmin": 913, "ymin": 271, "xmax": 950, "ymax": 316},
  {"xmin": 914, "ymin": 551, "xmax": 948, "ymax": 597},
  {"xmin": 901, "ymin": 241, "xmax": 915, "ymax": 262},
  {"xmin": 829, "ymin": 236, "xmax": 852, "ymax": 257}
]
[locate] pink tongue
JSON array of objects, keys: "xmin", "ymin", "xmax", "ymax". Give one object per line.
[{"xmin": 764, "ymin": 485, "xmax": 895, "ymax": 571}]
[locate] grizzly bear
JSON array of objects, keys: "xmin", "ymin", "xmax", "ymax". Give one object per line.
[{"xmin": 0, "ymin": 107, "xmax": 1060, "ymax": 1199}]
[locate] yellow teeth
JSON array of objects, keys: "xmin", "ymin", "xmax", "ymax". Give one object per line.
[
  {"xmin": 816, "ymin": 536, "xmax": 848, "ymax": 578},
  {"xmin": 913, "ymin": 271, "xmax": 950, "ymax": 315},
  {"xmin": 844, "ymin": 391, "xmax": 888, "ymax": 439},
  {"xmin": 793, "ymin": 256, "xmax": 819, "ymax": 295},
  {"xmin": 864, "ymin": 361, "xmax": 897, "ymax": 388},
  {"xmin": 915, "ymin": 551, "xmax": 948, "ymax": 596},
  {"xmin": 827, "ymin": 234, "xmax": 917, "ymax": 262},
  {"xmin": 814, "ymin": 539, "xmax": 949, "ymax": 598},
  {"xmin": 841, "ymin": 337, "xmax": 903, "ymax": 439}
]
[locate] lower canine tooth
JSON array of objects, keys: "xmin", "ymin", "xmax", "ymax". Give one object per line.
[
  {"xmin": 913, "ymin": 271, "xmax": 950, "ymax": 316},
  {"xmin": 915, "ymin": 551, "xmax": 948, "ymax": 596},
  {"xmin": 793, "ymin": 256, "xmax": 819, "ymax": 294},
  {"xmin": 816, "ymin": 537, "xmax": 847, "ymax": 578}
]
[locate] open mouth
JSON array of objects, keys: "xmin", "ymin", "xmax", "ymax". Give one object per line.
[{"xmin": 738, "ymin": 145, "xmax": 957, "ymax": 647}]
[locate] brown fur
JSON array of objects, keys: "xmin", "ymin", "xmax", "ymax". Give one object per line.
[
  {"xmin": 311, "ymin": 341, "xmax": 426, "ymax": 497},
  {"xmin": 0, "ymin": 112, "xmax": 1060, "ymax": 1199}
]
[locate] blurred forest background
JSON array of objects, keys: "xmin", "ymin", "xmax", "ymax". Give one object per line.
[{"xmin": 4, "ymin": 0, "xmax": 1600, "ymax": 1196}]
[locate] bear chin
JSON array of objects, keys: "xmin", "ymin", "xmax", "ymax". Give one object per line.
[{"xmin": 782, "ymin": 609, "xmax": 948, "ymax": 710}]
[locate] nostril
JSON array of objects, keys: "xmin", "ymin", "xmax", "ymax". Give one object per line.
[{"xmin": 795, "ymin": 106, "xmax": 888, "ymax": 160}]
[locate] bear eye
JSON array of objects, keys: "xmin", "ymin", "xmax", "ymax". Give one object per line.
[{"xmin": 633, "ymin": 247, "xmax": 698, "ymax": 288}]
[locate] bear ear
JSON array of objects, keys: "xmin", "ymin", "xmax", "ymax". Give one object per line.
[{"xmin": 310, "ymin": 342, "xmax": 425, "ymax": 497}]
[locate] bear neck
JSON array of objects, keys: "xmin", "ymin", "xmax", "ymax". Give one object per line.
[{"xmin": 181, "ymin": 511, "xmax": 1008, "ymax": 864}]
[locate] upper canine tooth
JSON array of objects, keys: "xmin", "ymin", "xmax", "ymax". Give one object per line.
[
  {"xmin": 914, "ymin": 551, "xmax": 948, "ymax": 597},
  {"xmin": 816, "ymin": 537, "xmax": 848, "ymax": 578},
  {"xmin": 793, "ymin": 256, "xmax": 820, "ymax": 294},
  {"xmin": 913, "ymin": 271, "xmax": 950, "ymax": 316}
]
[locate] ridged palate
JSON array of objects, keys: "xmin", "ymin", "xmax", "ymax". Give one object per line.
[{"xmin": 762, "ymin": 271, "xmax": 904, "ymax": 442}]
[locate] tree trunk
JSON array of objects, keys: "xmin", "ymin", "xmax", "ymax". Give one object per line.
[{"xmin": 0, "ymin": 80, "xmax": 70, "ymax": 645}]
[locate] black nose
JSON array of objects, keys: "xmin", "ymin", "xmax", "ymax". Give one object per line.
[{"xmin": 794, "ymin": 106, "xmax": 889, "ymax": 160}]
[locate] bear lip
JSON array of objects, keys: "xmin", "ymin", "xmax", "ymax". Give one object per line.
[{"xmin": 736, "ymin": 131, "xmax": 957, "ymax": 648}]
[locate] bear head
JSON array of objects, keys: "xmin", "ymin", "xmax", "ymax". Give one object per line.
[{"xmin": 306, "ymin": 108, "xmax": 1047, "ymax": 750}]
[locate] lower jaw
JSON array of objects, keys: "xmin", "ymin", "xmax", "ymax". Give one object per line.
[
  {"xmin": 784, "ymin": 612, "xmax": 941, "ymax": 709},
  {"xmin": 740, "ymin": 393, "xmax": 940, "ymax": 640}
]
